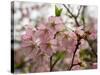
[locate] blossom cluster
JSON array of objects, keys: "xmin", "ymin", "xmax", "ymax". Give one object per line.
[
  {"xmin": 21, "ymin": 16, "xmax": 78, "ymax": 57},
  {"xmin": 20, "ymin": 16, "xmax": 97, "ymax": 72}
]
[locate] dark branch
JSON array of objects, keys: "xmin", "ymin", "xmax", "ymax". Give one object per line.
[
  {"xmin": 50, "ymin": 54, "xmax": 61, "ymax": 71},
  {"xmin": 76, "ymin": 6, "xmax": 82, "ymax": 18},
  {"xmin": 50, "ymin": 55, "xmax": 53, "ymax": 71},
  {"xmin": 72, "ymin": 62, "xmax": 81, "ymax": 67},
  {"xmin": 63, "ymin": 4, "xmax": 81, "ymax": 26},
  {"xmin": 68, "ymin": 33, "xmax": 81, "ymax": 70},
  {"xmin": 63, "ymin": 4, "xmax": 75, "ymax": 17},
  {"xmin": 84, "ymin": 32, "xmax": 97, "ymax": 57},
  {"xmin": 81, "ymin": 6, "xmax": 87, "ymax": 27}
]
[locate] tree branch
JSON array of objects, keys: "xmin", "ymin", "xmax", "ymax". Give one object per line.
[
  {"xmin": 63, "ymin": 4, "xmax": 97, "ymax": 70},
  {"xmin": 50, "ymin": 55, "xmax": 53, "ymax": 71},
  {"xmin": 63, "ymin": 4, "xmax": 82, "ymax": 26},
  {"xmin": 50, "ymin": 54, "xmax": 61, "ymax": 71},
  {"xmin": 76, "ymin": 6, "xmax": 82, "ymax": 18},
  {"xmin": 63, "ymin": 4, "xmax": 75, "ymax": 17},
  {"xmin": 81, "ymin": 6, "xmax": 87, "ymax": 27},
  {"xmin": 72, "ymin": 62, "xmax": 81, "ymax": 67},
  {"xmin": 68, "ymin": 33, "xmax": 81, "ymax": 70}
]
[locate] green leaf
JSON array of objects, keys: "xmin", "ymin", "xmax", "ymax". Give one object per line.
[
  {"xmin": 54, "ymin": 51, "xmax": 65, "ymax": 61},
  {"xmin": 14, "ymin": 63, "xmax": 23, "ymax": 69},
  {"xmin": 79, "ymin": 49, "xmax": 93, "ymax": 62},
  {"xmin": 55, "ymin": 5, "xmax": 63, "ymax": 16},
  {"xmin": 81, "ymin": 15, "xmax": 84, "ymax": 21}
]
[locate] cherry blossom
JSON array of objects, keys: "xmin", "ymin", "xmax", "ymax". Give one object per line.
[
  {"xmin": 47, "ymin": 16, "xmax": 65, "ymax": 34},
  {"xmin": 20, "ymin": 16, "xmax": 97, "ymax": 72},
  {"xmin": 75, "ymin": 26, "xmax": 84, "ymax": 36},
  {"xmin": 88, "ymin": 30, "xmax": 97, "ymax": 40},
  {"xmin": 39, "ymin": 39, "xmax": 57, "ymax": 56}
]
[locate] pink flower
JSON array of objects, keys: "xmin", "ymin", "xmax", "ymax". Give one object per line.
[
  {"xmin": 53, "ymin": 30, "xmax": 77, "ymax": 54},
  {"xmin": 48, "ymin": 16, "xmax": 65, "ymax": 34},
  {"xmin": 19, "ymin": 14, "xmax": 97, "ymax": 71},
  {"xmin": 24, "ymin": 48, "xmax": 40, "ymax": 62},
  {"xmin": 91, "ymin": 63, "xmax": 97, "ymax": 69},
  {"xmin": 21, "ymin": 26, "xmax": 40, "ymax": 60},
  {"xmin": 21, "ymin": 26, "xmax": 37, "ymax": 49},
  {"xmin": 68, "ymin": 31, "xmax": 77, "ymax": 41},
  {"xmin": 88, "ymin": 30, "xmax": 97, "ymax": 40},
  {"xmin": 48, "ymin": 16, "xmax": 63, "ymax": 24},
  {"xmin": 72, "ymin": 65, "xmax": 80, "ymax": 70},
  {"xmin": 39, "ymin": 39, "xmax": 57, "ymax": 56},
  {"xmin": 36, "ymin": 29, "xmax": 54, "ymax": 43},
  {"xmin": 36, "ymin": 24, "xmax": 54, "ymax": 43},
  {"xmin": 58, "ymin": 31, "xmax": 77, "ymax": 52},
  {"xmin": 37, "ymin": 22, "xmax": 47, "ymax": 30},
  {"xmin": 85, "ymin": 19, "xmax": 97, "ymax": 40},
  {"xmin": 21, "ymin": 29, "xmax": 33, "ymax": 41},
  {"xmin": 75, "ymin": 26, "xmax": 84, "ymax": 36},
  {"xmin": 36, "ymin": 65, "xmax": 50, "ymax": 72},
  {"xmin": 79, "ymin": 39, "xmax": 90, "ymax": 50},
  {"xmin": 36, "ymin": 16, "xmax": 65, "ymax": 44}
]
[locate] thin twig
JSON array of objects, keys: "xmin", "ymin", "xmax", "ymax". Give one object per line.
[
  {"xmin": 81, "ymin": 6, "xmax": 87, "ymax": 27},
  {"xmin": 50, "ymin": 55, "xmax": 53, "ymax": 71},
  {"xmin": 84, "ymin": 32, "xmax": 97, "ymax": 57},
  {"xmin": 91, "ymin": 48, "xmax": 97, "ymax": 57},
  {"xmin": 72, "ymin": 62, "xmax": 81, "ymax": 67},
  {"xmin": 63, "ymin": 4, "xmax": 81, "ymax": 26},
  {"xmin": 63, "ymin": 4, "xmax": 75, "ymax": 17},
  {"xmin": 50, "ymin": 55, "xmax": 61, "ymax": 71},
  {"xmin": 76, "ymin": 6, "xmax": 82, "ymax": 18}
]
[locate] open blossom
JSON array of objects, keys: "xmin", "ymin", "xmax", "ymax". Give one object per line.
[
  {"xmin": 79, "ymin": 39, "xmax": 90, "ymax": 50},
  {"xmin": 48, "ymin": 16, "xmax": 63, "ymax": 24},
  {"xmin": 36, "ymin": 23, "xmax": 54, "ymax": 43},
  {"xmin": 47, "ymin": 16, "xmax": 65, "ymax": 34},
  {"xmin": 21, "ymin": 25, "xmax": 37, "ymax": 48},
  {"xmin": 75, "ymin": 26, "xmax": 84, "ymax": 36},
  {"xmin": 63, "ymin": 32, "xmax": 77, "ymax": 52},
  {"xmin": 21, "ymin": 16, "xmax": 66, "ymax": 57},
  {"xmin": 56, "ymin": 31, "xmax": 77, "ymax": 53},
  {"xmin": 39, "ymin": 39, "xmax": 57, "ymax": 56},
  {"xmin": 21, "ymin": 26, "xmax": 38, "ymax": 59}
]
